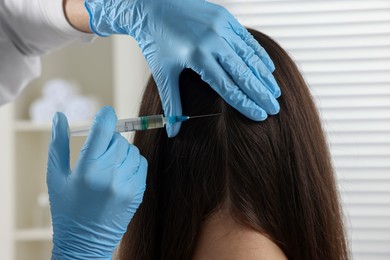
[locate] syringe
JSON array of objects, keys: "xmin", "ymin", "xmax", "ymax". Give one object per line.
[{"xmin": 70, "ymin": 114, "xmax": 190, "ymax": 136}]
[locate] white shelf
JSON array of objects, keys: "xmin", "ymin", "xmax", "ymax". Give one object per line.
[
  {"xmin": 0, "ymin": 36, "xmax": 147, "ymax": 260},
  {"xmin": 14, "ymin": 228, "xmax": 52, "ymax": 241}
]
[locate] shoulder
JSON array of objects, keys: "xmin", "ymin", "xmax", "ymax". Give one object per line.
[{"xmin": 192, "ymin": 208, "xmax": 287, "ymax": 260}]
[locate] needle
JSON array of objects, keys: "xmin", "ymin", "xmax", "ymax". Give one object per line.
[{"xmin": 189, "ymin": 113, "xmax": 222, "ymax": 119}]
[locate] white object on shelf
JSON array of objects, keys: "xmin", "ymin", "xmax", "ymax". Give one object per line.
[
  {"xmin": 29, "ymin": 79, "xmax": 78, "ymax": 123},
  {"xmin": 64, "ymin": 96, "xmax": 98, "ymax": 123},
  {"xmin": 29, "ymin": 78, "xmax": 98, "ymax": 124},
  {"xmin": 42, "ymin": 79, "xmax": 79, "ymax": 104},
  {"xmin": 29, "ymin": 98, "xmax": 58, "ymax": 123}
]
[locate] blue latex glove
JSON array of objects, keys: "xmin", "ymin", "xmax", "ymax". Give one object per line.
[
  {"xmin": 85, "ymin": 0, "xmax": 281, "ymax": 137},
  {"xmin": 47, "ymin": 106, "xmax": 147, "ymax": 259}
]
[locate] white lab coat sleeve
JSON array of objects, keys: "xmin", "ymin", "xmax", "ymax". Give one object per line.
[{"xmin": 0, "ymin": 0, "xmax": 95, "ymax": 106}]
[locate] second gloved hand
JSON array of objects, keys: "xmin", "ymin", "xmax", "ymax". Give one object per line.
[
  {"xmin": 85, "ymin": 0, "xmax": 281, "ymax": 137},
  {"xmin": 47, "ymin": 106, "xmax": 147, "ymax": 259}
]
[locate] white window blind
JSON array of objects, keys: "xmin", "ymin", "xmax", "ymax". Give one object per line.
[{"xmin": 212, "ymin": 1, "xmax": 390, "ymax": 259}]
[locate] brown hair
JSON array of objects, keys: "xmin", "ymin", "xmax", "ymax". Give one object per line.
[{"xmin": 118, "ymin": 29, "xmax": 349, "ymax": 260}]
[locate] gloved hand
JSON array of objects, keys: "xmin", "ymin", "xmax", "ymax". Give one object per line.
[
  {"xmin": 47, "ymin": 106, "xmax": 147, "ymax": 259},
  {"xmin": 85, "ymin": 0, "xmax": 281, "ymax": 137}
]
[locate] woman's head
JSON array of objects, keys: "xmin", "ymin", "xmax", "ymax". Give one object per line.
[{"xmin": 119, "ymin": 29, "xmax": 349, "ymax": 260}]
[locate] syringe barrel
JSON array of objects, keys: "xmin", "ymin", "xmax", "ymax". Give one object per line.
[
  {"xmin": 70, "ymin": 114, "xmax": 166, "ymax": 136},
  {"xmin": 116, "ymin": 115, "xmax": 165, "ymax": 132}
]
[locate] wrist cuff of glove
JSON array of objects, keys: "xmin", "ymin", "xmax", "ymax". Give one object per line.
[
  {"xmin": 84, "ymin": 0, "xmax": 111, "ymax": 37},
  {"xmin": 51, "ymin": 216, "xmax": 119, "ymax": 260},
  {"xmin": 84, "ymin": 0, "xmax": 140, "ymax": 37},
  {"xmin": 51, "ymin": 245, "xmax": 112, "ymax": 260}
]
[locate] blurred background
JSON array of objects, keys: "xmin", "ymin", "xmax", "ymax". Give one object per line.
[{"xmin": 0, "ymin": 0, "xmax": 389, "ymax": 259}]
